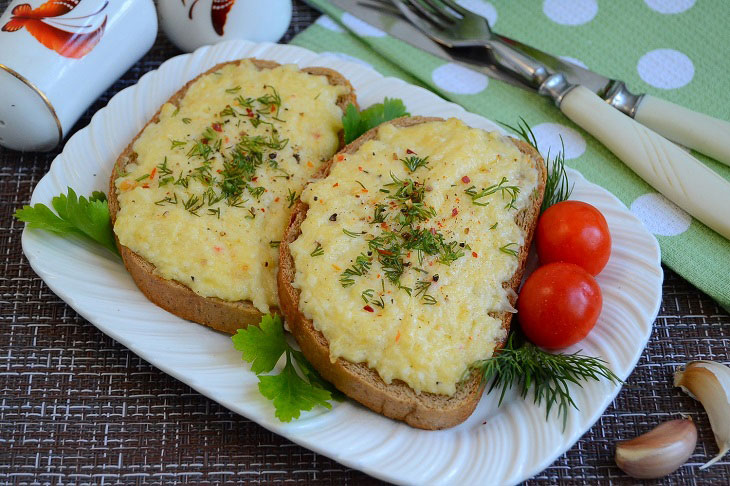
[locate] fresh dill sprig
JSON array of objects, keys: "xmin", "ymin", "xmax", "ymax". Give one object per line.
[
  {"xmin": 499, "ymin": 242, "xmax": 519, "ymax": 257},
  {"xmin": 500, "ymin": 117, "xmax": 573, "ymax": 212},
  {"xmin": 339, "ymin": 253, "xmax": 372, "ymax": 287},
  {"xmin": 540, "ymin": 139, "xmax": 573, "ymax": 212},
  {"xmin": 464, "ymin": 177, "xmax": 519, "ymax": 208},
  {"xmin": 286, "ymin": 189, "xmax": 299, "ymax": 208},
  {"xmin": 472, "ymin": 333, "xmax": 621, "ymax": 430},
  {"xmin": 310, "ymin": 242, "xmax": 324, "ymax": 257},
  {"xmin": 400, "ymin": 155, "xmax": 429, "ymax": 172}
]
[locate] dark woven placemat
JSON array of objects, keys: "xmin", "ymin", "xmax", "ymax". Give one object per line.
[{"xmin": 1, "ymin": 1, "xmax": 729, "ymax": 484}]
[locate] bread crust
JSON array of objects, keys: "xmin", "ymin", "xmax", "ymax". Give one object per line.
[
  {"xmin": 277, "ymin": 116, "xmax": 547, "ymax": 429},
  {"xmin": 109, "ymin": 59, "xmax": 357, "ymax": 334}
]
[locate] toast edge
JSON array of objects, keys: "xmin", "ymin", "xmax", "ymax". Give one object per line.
[
  {"xmin": 108, "ymin": 58, "xmax": 358, "ymax": 334},
  {"xmin": 277, "ymin": 117, "xmax": 547, "ymax": 429}
]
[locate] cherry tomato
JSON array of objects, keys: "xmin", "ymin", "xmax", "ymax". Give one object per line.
[
  {"xmin": 517, "ymin": 262, "xmax": 602, "ymax": 349},
  {"xmin": 536, "ymin": 201, "xmax": 611, "ymax": 276}
]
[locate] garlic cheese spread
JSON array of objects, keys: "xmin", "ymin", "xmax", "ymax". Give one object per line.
[
  {"xmin": 290, "ymin": 119, "xmax": 539, "ymax": 395},
  {"xmin": 114, "ymin": 61, "xmax": 348, "ymax": 313}
]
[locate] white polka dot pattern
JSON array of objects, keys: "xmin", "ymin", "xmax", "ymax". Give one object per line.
[
  {"xmin": 644, "ymin": 0, "xmax": 695, "ymax": 14},
  {"xmin": 543, "ymin": 0, "xmax": 598, "ymax": 25},
  {"xmin": 431, "ymin": 63, "xmax": 489, "ymax": 94},
  {"xmin": 315, "ymin": 15, "xmax": 344, "ymax": 33},
  {"xmin": 531, "ymin": 122, "xmax": 586, "ymax": 159},
  {"xmin": 637, "ymin": 49, "xmax": 694, "ymax": 89},
  {"xmin": 455, "ymin": 0, "xmax": 498, "ymax": 26},
  {"xmin": 630, "ymin": 193, "xmax": 692, "ymax": 236}
]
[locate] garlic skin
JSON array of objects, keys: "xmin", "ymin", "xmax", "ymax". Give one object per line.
[
  {"xmin": 674, "ymin": 360, "xmax": 730, "ymax": 468},
  {"xmin": 615, "ymin": 419, "xmax": 697, "ymax": 479}
]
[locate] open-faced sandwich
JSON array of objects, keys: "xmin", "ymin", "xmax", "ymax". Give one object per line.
[
  {"xmin": 278, "ymin": 117, "xmax": 547, "ymax": 429},
  {"xmin": 109, "ymin": 59, "xmax": 356, "ymax": 334}
]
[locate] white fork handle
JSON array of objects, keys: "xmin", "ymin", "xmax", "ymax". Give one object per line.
[
  {"xmin": 560, "ymin": 86, "xmax": 730, "ymax": 240},
  {"xmin": 635, "ymin": 94, "xmax": 730, "ymax": 166}
]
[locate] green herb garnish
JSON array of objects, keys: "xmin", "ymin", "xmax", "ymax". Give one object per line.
[
  {"xmin": 232, "ymin": 314, "xmax": 342, "ymax": 422},
  {"xmin": 310, "ymin": 242, "xmax": 324, "ymax": 257},
  {"xmin": 464, "ymin": 177, "xmax": 519, "ymax": 208},
  {"xmin": 14, "ymin": 188, "xmax": 118, "ymax": 255},
  {"xmin": 342, "ymin": 98, "xmax": 410, "ymax": 144},
  {"xmin": 473, "ymin": 333, "xmax": 621, "ymax": 430},
  {"xmin": 501, "ymin": 117, "xmax": 573, "ymax": 212},
  {"xmin": 400, "ymin": 155, "xmax": 429, "ymax": 172},
  {"xmin": 499, "ymin": 242, "xmax": 519, "ymax": 257}
]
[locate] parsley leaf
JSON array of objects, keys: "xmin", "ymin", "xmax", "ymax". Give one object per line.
[
  {"xmin": 14, "ymin": 188, "xmax": 118, "ymax": 255},
  {"xmin": 232, "ymin": 313, "xmax": 287, "ymax": 374},
  {"xmin": 258, "ymin": 361, "xmax": 333, "ymax": 422},
  {"xmin": 342, "ymin": 98, "xmax": 410, "ymax": 144},
  {"xmin": 232, "ymin": 314, "xmax": 341, "ymax": 422}
]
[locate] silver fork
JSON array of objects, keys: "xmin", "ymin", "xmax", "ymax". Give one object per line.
[
  {"xmin": 390, "ymin": 0, "xmax": 730, "ymax": 240},
  {"xmin": 392, "ymin": 0, "xmax": 553, "ymax": 89}
]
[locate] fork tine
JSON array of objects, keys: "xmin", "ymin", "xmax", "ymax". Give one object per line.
[
  {"xmin": 438, "ymin": 0, "xmax": 471, "ymax": 17},
  {"xmin": 418, "ymin": 0, "xmax": 460, "ymax": 22},
  {"xmin": 401, "ymin": 0, "xmax": 452, "ymax": 30},
  {"xmin": 391, "ymin": 0, "xmax": 450, "ymax": 36}
]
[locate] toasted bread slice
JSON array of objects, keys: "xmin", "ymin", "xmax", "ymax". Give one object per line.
[
  {"xmin": 109, "ymin": 59, "xmax": 357, "ymax": 334},
  {"xmin": 278, "ymin": 116, "xmax": 546, "ymax": 429}
]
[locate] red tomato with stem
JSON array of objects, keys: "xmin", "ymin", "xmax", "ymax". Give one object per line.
[
  {"xmin": 517, "ymin": 262, "xmax": 602, "ymax": 349},
  {"xmin": 536, "ymin": 201, "xmax": 611, "ymax": 276}
]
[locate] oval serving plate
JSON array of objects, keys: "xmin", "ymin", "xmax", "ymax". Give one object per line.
[{"xmin": 22, "ymin": 40, "xmax": 662, "ymax": 486}]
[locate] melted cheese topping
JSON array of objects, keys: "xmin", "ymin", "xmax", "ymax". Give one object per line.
[
  {"xmin": 290, "ymin": 119, "xmax": 539, "ymax": 395},
  {"xmin": 114, "ymin": 61, "xmax": 348, "ymax": 313}
]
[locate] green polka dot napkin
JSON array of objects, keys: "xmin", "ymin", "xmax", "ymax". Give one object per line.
[{"xmin": 292, "ymin": 0, "xmax": 730, "ymax": 312}]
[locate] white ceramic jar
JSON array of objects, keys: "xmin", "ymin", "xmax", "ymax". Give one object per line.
[
  {"xmin": 158, "ymin": 0, "xmax": 292, "ymax": 53},
  {"xmin": 0, "ymin": 0, "xmax": 158, "ymax": 152}
]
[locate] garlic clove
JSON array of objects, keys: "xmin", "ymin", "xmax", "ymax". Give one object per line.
[
  {"xmin": 615, "ymin": 419, "xmax": 697, "ymax": 479},
  {"xmin": 674, "ymin": 360, "xmax": 730, "ymax": 468}
]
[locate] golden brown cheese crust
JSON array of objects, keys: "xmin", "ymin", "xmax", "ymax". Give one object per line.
[
  {"xmin": 277, "ymin": 116, "xmax": 546, "ymax": 429},
  {"xmin": 109, "ymin": 59, "xmax": 357, "ymax": 334}
]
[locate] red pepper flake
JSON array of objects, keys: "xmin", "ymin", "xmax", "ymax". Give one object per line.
[
  {"xmin": 472, "ymin": 251, "xmax": 478, "ymax": 258},
  {"xmin": 380, "ymin": 222, "xmax": 388, "ymax": 229},
  {"xmin": 377, "ymin": 249, "xmax": 393, "ymax": 256},
  {"xmin": 252, "ymin": 176, "xmax": 258, "ymax": 182},
  {"xmin": 212, "ymin": 122, "xmax": 222, "ymax": 132},
  {"xmin": 358, "ymin": 166, "xmax": 363, "ymax": 171},
  {"xmin": 246, "ymin": 108, "xmax": 254, "ymax": 117},
  {"xmin": 461, "ymin": 175, "xmax": 471, "ymax": 184},
  {"xmin": 430, "ymin": 228, "xmax": 437, "ymax": 235},
  {"xmin": 214, "ymin": 246, "xmax": 223, "ymax": 253},
  {"xmin": 274, "ymin": 197, "xmax": 280, "ymax": 202},
  {"xmin": 406, "ymin": 148, "xmax": 416, "ymax": 154},
  {"xmin": 270, "ymin": 105, "xmax": 276, "ymax": 113},
  {"xmin": 142, "ymin": 184, "xmax": 150, "ymax": 189},
  {"xmin": 363, "ymin": 305, "xmax": 374, "ymax": 313},
  {"xmin": 216, "ymin": 169, "xmax": 222, "ymax": 173},
  {"xmin": 149, "ymin": 167, "xmax": 157, "ymax": 179},
  {"xmin": 452, "ymin": 208, "xmax": 458, "ymax": 217},
  {"xmin": 260, "ymin": 208, "xmax": 266, "ymax": 212},
  {"xmin": 332, "ymin": 182, "xmax": 339, "ymax": 187},
  {"xmin": 395, "ymin": 330, "xmax": 401, "ymax": 342},
  {"xmin": 337, "ymin": 154, "xmax": 345, "ymax": 161}
]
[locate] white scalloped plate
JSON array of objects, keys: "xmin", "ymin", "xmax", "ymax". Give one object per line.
[{"xmin": 22, "ymin": 40, "xmax": 662, "ymax": 486}]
